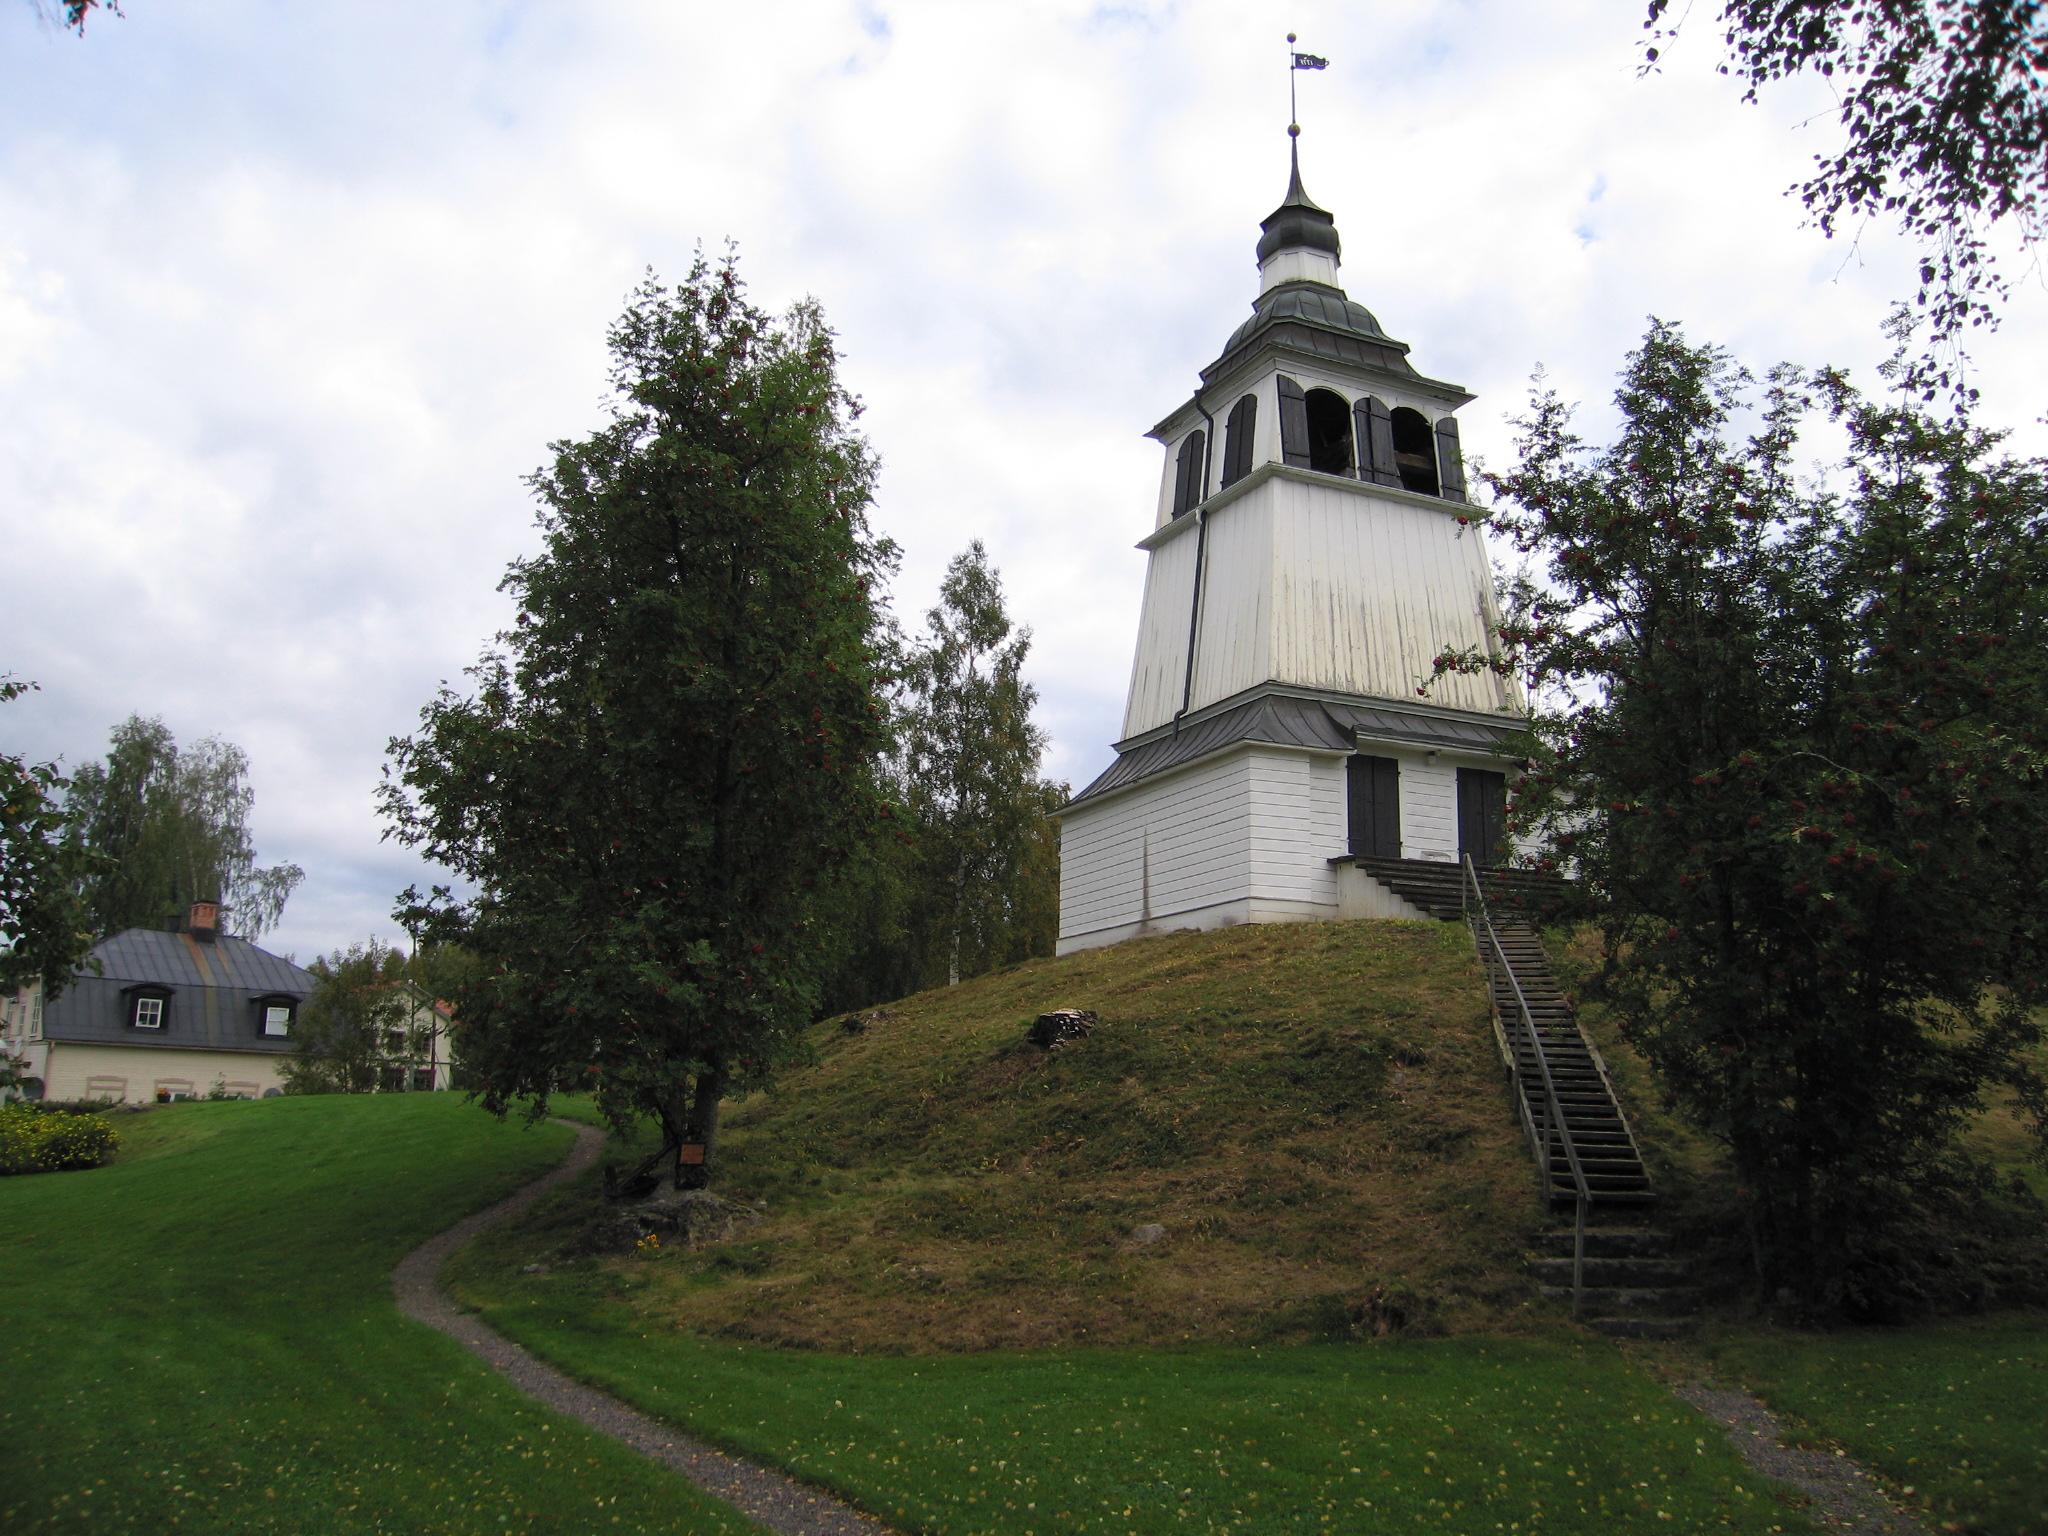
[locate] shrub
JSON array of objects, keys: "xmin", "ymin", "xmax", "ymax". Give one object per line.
[{"xmin": 0, "ymin": 1103, "xmax": 120, "ymax": 1174}]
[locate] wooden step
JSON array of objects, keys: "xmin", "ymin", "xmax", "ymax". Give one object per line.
[{"xmin": 1529, "ymin": 1228, "xmax": 1675, "ymax": 1259}]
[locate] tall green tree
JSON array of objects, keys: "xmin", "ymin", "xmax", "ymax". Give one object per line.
[
  {"xmin": 64, "ymin": 716, "xmax": 304, "ymax": 941},
  {"xmin": 280, "ymin": 940, "xmax": 416, "ymax": 1096},
  {"xmin": 0, "ymin": 679, "xmax": 94, "ymax": 998},
  {"xmin": 1440, "ymin": 319, "xmax": 2048, "ymax": 1317},
  {"xmin": 382, "ymin": 258, "xmax": 895, "ymax": 1189},
  {"xmin": 895, "ymin": 541, "xmax": 1064, "ymax": 988},
  {"xmin": 1644, "ymin": 0, "xmax": 2048, "ymax": 389}
]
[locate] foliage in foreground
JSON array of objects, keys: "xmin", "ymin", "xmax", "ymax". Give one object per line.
[
  {"xmin": 384, "ymin": 257, "xmax": 895, "ymax": 1189},
  {"xmin": 0, "ymin": 1093, "xmax": 751, "ymax": 1536},
  {"xmin": 0, "ymin": 679, "xmax": 93, "ymax": 998},
  {"xmin": 0, "ymin": 1102, "xmax": 118, "ymax": 1174},
  {"xmin": 63, "ymin": 713, "xmax": 303, "ymax": 942},
  {"xmin": 1707, "ymin": 1319, "xmax": 2048, "ymax": 1536},
  {"xmin": 1643, "ymin": 0, "xmax": 2048, "ymax": 392},
  {"xmin": 1443, "ymin": 320, "xmax": 2048, "ymax": 1318}
]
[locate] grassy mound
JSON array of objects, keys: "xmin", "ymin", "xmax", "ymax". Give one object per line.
[{"xmin": 466, "ymin": 920, "xmax": 1562, "ymax": 1352}]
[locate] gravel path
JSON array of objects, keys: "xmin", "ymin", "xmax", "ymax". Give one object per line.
[
  {"xmin": 392, "ymin": 1121, "xmax": 895, "ymax": 1536},
  {"xmin": 1670, "ymin": 1380, "xmax": 1934, "ymax": 1535}
]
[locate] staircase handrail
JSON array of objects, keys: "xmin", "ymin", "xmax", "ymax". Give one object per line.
[{"xmin": 1463, "ymin": 855, "xmax": 1592, "ymax": 1318}]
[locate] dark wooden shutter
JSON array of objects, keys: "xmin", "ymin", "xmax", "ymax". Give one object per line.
[
  {"xmin": 1358, "ymin": 395, "xmax": 1399, "ymax": 486},
  {"xmin": 1347, "ymin": 755, "xmax": 1401, "ymax": 858},
  {"xmin": 1222, "ymin": 395, "xmax": 1257, "ymax": 487},
  {"xmin": 1276, "ymin": 376, "xmax": 1311, "ymax": 468},
  {"xmin": 1457, "ymin": 768, "xmax": 1507, "ymax": 867},
  {"xmin": 1435, "ymin": 415, "xmax": 1467, "ymax": 503},
  {"xmin": 1172, "ymin": 429, "xmax": 1205, "ymax": 516}
]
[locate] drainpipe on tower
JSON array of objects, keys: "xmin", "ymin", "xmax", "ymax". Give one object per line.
[{"xmin": 1174, "ymin": 389, "xmax": 1218, "ymax": 734}]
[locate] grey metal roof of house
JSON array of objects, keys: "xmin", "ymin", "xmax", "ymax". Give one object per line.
[
  {"xmin": 1066, "ymin": 694, "xmax": 1523, "ymax": 809},
  {"xmin": 42, "ymin": 928, "xmax": 316, "ymax": 1055}
]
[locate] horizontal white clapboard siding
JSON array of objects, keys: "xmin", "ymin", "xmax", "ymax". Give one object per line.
[
  {"xmin": 1058, "ymin": 750, "xmax": 1254, "ymax": 939},
  {"xmin": 1060, "ymin": 744, "xmax": 1356, "ymax": 945}
]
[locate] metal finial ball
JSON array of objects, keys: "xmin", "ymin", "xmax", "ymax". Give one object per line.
[
  {"xmin": 1288, "ymin": 123, "xmax": 1300, "ymax": 137},
  {"xmin": 1287, "ymin": 32, "xmax": 1297, "ymax": 42}
]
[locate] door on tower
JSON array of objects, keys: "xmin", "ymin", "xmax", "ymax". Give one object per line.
[
  {"xmin": 1347, "ymin": 755, "xmax": 1400, "ymax": 858},
  {"xmin": 1456, "ymin": 768, "xmax": 1507, "ymax": 868}
]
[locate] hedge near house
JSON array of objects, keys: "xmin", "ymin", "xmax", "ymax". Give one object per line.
[{"xmin": 0, "ymin": 1104, "xmax": 119, "ymax": 1174}]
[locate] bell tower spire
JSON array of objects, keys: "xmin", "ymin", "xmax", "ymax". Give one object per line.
[
  {"xmin": 1257, "ymin": 133, "xmax": 1342, "ymax": 293},
  {"xmin": 1054, "ymin": 88, "xmax": 1522, "ymax": 957},
  {"xmin": 1261, "ymin": 39, "xmax": 1341, "ymax": 293}
]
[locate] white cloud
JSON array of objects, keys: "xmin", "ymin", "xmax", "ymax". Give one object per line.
[{"xmin": 3, "ymin": 0, "xmax": 2043, "ymax": 959}]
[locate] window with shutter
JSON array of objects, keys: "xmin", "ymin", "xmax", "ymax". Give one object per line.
[
  {"xmin": 1171, "ymin": 429, "xmax": 1206, "ymax": 516},
  {"xmin": 1355, "ymin": 396, "xmax": 1400, "ymax": 487},
  {"xmin": 1222, "ymin": 395, "xmax": 1257, "ymax": 487},
  {"xmin": 1304, "ymin": 387, "xmax": 1354, "ymax": 476},
  {"xmin": 1389, "ymin": 407, "xmax": 1441, "ymax": 497},
  {"xmin": 1347, "ymin": 755, "xmax": 1401, "ymax": 858},
  {"xmin": 1276, "ymin": 376, "xmax": 1311, "ymax": 468},
  {"xmin": 1435, "ymin": 415, "xmax": 1467, "ymax": 503}
]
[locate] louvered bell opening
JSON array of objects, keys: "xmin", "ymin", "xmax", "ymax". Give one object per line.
[
  {"xmin": 1304, "ymin": 388, "xmax": 1354, "ymax": 477},
  {"xmin": 1389, "ymin": 407, "xmax": 1440, "ymax": 497}
]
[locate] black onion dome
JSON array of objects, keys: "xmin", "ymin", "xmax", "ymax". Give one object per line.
[
  {"xmin": 1221, "ymin": 283, "xmax": 1386, "ymax": 358},
  {"xmin": 1256, "ymin": 142, "xmax": 1341, "ymax": 264}
]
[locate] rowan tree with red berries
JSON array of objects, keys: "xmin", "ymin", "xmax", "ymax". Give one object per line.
[
  {"xmin": 1440, "ymin": 318, "xmax": 2048, "ymax": 1317},
  {"xmin": 382, "ymin": 257, "xmax": 896, "ymax": 1190}
]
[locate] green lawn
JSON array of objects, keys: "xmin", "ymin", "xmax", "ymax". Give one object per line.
[
  {"xmin": 457, "ymin": 1248, "xmax": 1818, "ymax": 1536},
  {"xmin": 1706, "ymin": 1322, "xmax": 2048, "ymax": 1536},
  {"xmin": 0, "ymin": 1094, "xmax": 753, "ymax": 1535}
]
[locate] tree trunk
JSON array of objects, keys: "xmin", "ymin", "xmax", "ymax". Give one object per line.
[{"xmin": 679, "ymin": 1060, "xmax": 726, "ymax": 1190}]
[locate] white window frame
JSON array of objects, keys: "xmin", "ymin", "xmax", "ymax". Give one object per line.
[
  {"xmin": 262, "ymin": 1005, "xmax": 292, "ymax": 1038},
  {"xmin": 133, "ymin": 996, "xmax": 165, "ymax": 1030}
]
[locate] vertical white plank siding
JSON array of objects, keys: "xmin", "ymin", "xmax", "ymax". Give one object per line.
[
  {"xmin": 1184, "ymin": 499, "xmax": 1274, "ymax": 717},
  {"xmin": 1266, "ymin": 475, "xmax": 1501, "ymax": 715},
  {"xmin": 1122, "ymin": 472, "xmax": 1510, "ymax": 738},
  {"xmin": 1120, "ymin": 527, "xmax": 1202, "ymax": 739}
]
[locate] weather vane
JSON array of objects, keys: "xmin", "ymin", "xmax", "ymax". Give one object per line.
[{"xmin": 1287, "ymin": 32, "xmax": 1328, "ymax": 138}]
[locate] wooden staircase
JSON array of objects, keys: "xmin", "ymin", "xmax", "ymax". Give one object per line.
[
  {"xmin": 1475, "ymin": 918, "xmax": 1656, "ymax": 1211},
  {"xmin": 1348, "ymin": 855, "xmax": 1564, "ymax": 923},
  {"xmin": 1357, "ymin": 856, "xmax": 1682, "ymax": 1329},
  {"xmin": 1528, "ymin": 1228, "xmax": 1699, "ymax": 1339}
]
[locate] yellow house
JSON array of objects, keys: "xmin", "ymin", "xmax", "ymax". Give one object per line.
[{"xmin": 8, "ymin": 902, "xmax": 312, "ymax": 1103}]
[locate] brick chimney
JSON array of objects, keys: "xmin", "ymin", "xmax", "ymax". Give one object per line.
[{"xmin": 187, "ymin": 901, "xmax": 221, "ymax": 943}]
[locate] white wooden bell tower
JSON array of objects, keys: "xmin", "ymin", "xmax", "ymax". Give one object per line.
[{"xmin": 1057, "ymin": 137, "xmax": 1525, "ymax": 954}]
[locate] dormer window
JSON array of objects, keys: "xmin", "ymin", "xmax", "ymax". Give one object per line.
[
  {"xmin": 1171, "ymin": 430, "xmax": 1206, "ymax": 517},
  {"xmin": 254, "ymin": 995, "xmax": 296, "ymax": 1037},
  {"xmin": 127, "ymin": 988, "xmax": 172, "ymax": 1030}
]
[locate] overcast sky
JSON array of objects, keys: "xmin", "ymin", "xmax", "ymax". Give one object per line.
[{"xmin": 4, "ymin": 0, "xmax": 2045, "ymax": 962}]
